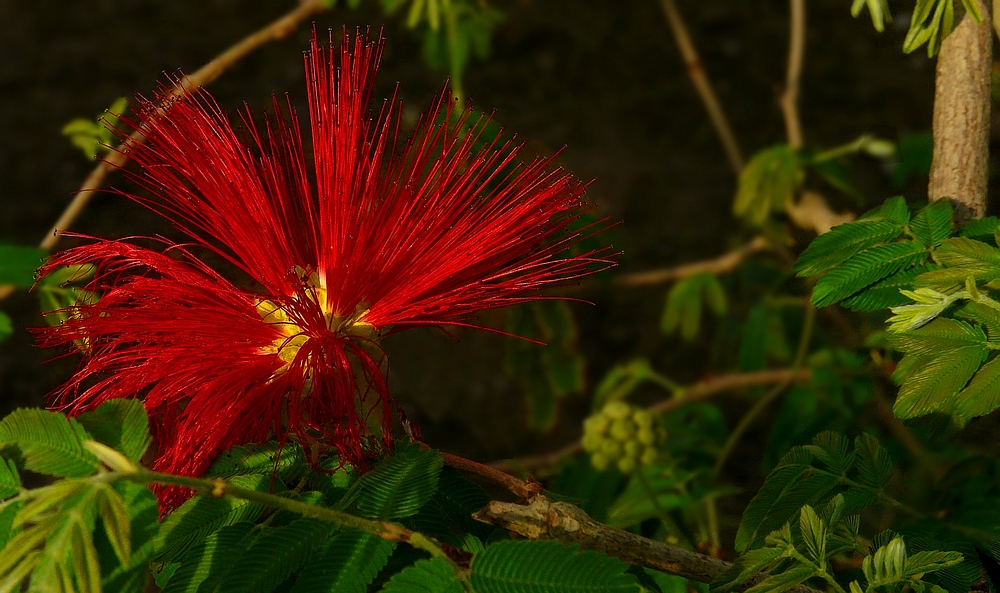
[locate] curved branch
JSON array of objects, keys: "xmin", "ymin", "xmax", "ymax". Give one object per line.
[{"xmin": 615, "ymin": 236, "xmax": 769, "ymax": 288}]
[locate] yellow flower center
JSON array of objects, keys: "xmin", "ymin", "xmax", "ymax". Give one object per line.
[{"xmin": 254, "ymin": 270, "xmax": 376, "ymax": 370}]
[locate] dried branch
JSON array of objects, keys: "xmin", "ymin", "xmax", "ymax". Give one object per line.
[
  {"xmin": 615, "ymin": 236, "xmax": 769, "ymax": 288},
  {"xmin": 0, "ymin": 0, "xmax": 327, "ymax": 302},
  {"xmin": 928, "ymin": 0, "xmax": 992, "ymax": 223},
  {"xmin": 474, "ymin": 496, "xmax": 820, "ymax": 592},
  {"xmin": 489, "ymin": 367, "xmax": 812, "ymax": 475},
  {"xmin": 658, "ymin": 0, "xmax": 744, "ymax": 174}
]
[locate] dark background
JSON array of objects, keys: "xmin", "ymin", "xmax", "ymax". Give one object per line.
[{"xmin": 0, "ymin": 0, "xmax": 937, "ymax": 459}]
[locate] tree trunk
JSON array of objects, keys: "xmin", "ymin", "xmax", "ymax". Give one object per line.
[{"xmin": 928, "ymin": 0, "xmax": 992, "ymax": 223}]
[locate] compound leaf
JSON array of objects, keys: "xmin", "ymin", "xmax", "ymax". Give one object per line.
[
  {"xmin": 216, "ymin": 518, "xmax": 332, "ymax": 593},
  {"xmin": 954, "ymin": 355, "xmax": 1000, "ymax": 419},
  {"xmin": 0, "ymin": 408, "xmax": 100, "ymax": 478},
  {"xmin": 894, "ymin": 346, "xmax": 988, "ymax": 418},
  {"xmin": 910, "ymin": 200, "xmax": 953, "ymax": 247},
  {"xmin": 76, "ymin": 399, "xmax": 151, "ymax": 462},
  {"xmin": 342, "ymin": 442, "xmax": 442, "ymax": 519},
  {"xmin": 380, "ymin": 557, "xmax": 462, "ymax": 593},
  {"xmin": 812, "ymin": 241, "xmax": 927, "ymax": 307},
  {"xmin": 795, "ymin": 219, "xmax": 902, "ymax": 277},
  {"xmin": 291, "ymin": 529, "xmax": 394, "ymax": 593},
  {"xmin": 471, "ymin": 540, "xmax": 640, "ymax": 593}
]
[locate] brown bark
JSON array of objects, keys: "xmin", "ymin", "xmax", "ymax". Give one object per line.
[{"xmin": 928, "ymin": 0, "xmax": 992, "ymax": 223}]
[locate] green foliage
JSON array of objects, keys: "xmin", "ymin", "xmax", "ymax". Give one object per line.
[
  {"xmin": 851, "ymin": 0, "xmax": 892, "ymax": 32},
  {"xmin": 341, "ymin": 442, "xmax": 442, "ymax": 519},
  {"xmin": 214, "ymin": 519, "xmax": 332, "ymax": 593},
  {"xmin": 903, "ymin": 0, "xmax": 983, "ymax": 57},
  {"xmin": 62, "ymin": 97, "xmax": 128, "ymax": 160},
  {"xmin": 154, "ymin": 475, "xmax": 271, "ymax": 562},
  {"xmin": 797, "ymin": 199, "xmax": 961, "ymax": 310},
  {"xmin": 735, "ymin": 432, "xmax": 892, "ymax": 552},
  {"xmin": 470, "ymin": 540, "xmax": 641, "ymax": 593},
  {"xmin": 379, "ymin": 557, "xmax": 463, "ymax": 593},
  {"xmin": 0, "ymin": 310, "xmax": 12, "ymax": 343},
  {"xmin": 660, "ymin": 273, "xmax": 727, "ymax": 341},
  {"xmin": 0, "ymin": 243, "xmax": 46, "ymax": 288},
  {"xmin": 734, "ymin": 145, "xmax": 800, "ymax": 226},
  {"xmin": 506, "ymin": 301, "xmax": 586, "ymax": 430},
  {"xmin": 290, "ymin": 529, "xmax": 394, "ymax": 593},
  {"xmin": 855, "ymin": 536, "xmax": 962, "ymax": 593},
  {"xmin": 76, "ymin": 400, "xmax": 151, "ymax": 463},
  {"xmin": 0, "ymin": 408, "xmax": 102, "ymax": 478}
]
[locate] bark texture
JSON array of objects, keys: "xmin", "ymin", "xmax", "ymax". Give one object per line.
[{"xmin": 928, "ymin": 0, "xmax": 992, "ymax": 223}]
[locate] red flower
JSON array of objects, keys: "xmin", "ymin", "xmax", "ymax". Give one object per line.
[{"xmin": 36, "ymin": 31, "xmax": 613, "ymax": 507}]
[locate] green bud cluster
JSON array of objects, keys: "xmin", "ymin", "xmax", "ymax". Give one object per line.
[{"xmin": 581, "ymin": 401, "xmax": 664, "ymax": 473}]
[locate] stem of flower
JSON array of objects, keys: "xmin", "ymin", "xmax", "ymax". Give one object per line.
[{"xmin": 119, "ymin": 469, "xmax": 453, "ymax": 561}]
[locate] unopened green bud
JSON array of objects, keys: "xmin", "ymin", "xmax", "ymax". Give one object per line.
[
  {"xmin": 610, "ymin": 418, "xmax": 636, "ymax": 441},
  {"xmin": 641, "ymin": 446, "xmax": 659, "ymax": 466},
  {"xmin": 637, "ymin": 427, "xmax": 657, "ymax": 445},
  {"xmin": 603, "ymin": 400, "xmax": 632, "ymax": 420},
  {"xmin": 617, "ymin": 457, "xmax": 637, "ymax": 474},
  {"xmin": 582, "ymin": 432, "xmax": 602, "ymax": 452},
  {"xmin": 624, "ymin": 440, "xmax": 643, "ymax": 458},
  {"xmin": 632, "ymin": 409, "xmax": 654, "ymax": 428},
  {"xmin": 601, "ymin": 439, "xmax": 623, "ymax": 459},
  {"xmin": 591, "ymin": 452, "xmax": 610, "ymax": 471},
  {"xmin": 584, "ymin": 414, "xmax": 610, "ymax": 435}
]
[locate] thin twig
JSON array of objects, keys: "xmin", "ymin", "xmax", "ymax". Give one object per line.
[
  {"xmin": 615, "ymin": 236, "xmax": 769, "ymax": 288},
  {"xmin": 489, "ymin": 367, "xmax": 812, "ymax": 475},
  {"xmin": 440, "ymin": 451, "xmax": 543, "ymax": 500},
  {"xmin": 781, "ymin": 0, "xmax": 805, "ymax": 150},
  {"xmin": 658, "ymin": 0, "xmax": 744, "ymax": 173},
  {"xmin": 0, "ymin": 0, "xmax": 327, "ymax": 302}
]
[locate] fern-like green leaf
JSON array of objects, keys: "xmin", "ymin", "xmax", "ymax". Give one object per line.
[
  {"xmin": 471, "ymin": 541, "xmax": 640, "ymax": 593},
  {"xmin": 851, "ymin": 0, "xmax": 892, "ymax": 32},
  {"xmin": 795, "ymin": 219, "xmax": 903, "ymax": 277},
  {"xmin": 812, "ymin": 241, "xmax": 928, "ymax": 307},
  {"xmin": 956, "ymin": 301, "xmax": 1000, "ymax": 341},
  {"xmin": 890, "ymin": 318, "xmax": 987, "ymax": 355},
  {"xmin": 744, "ymin": 565, "xmax": 816, "ymax": 593},
  {"xmin": 853, "ymin": 434, "xmax": 892, "ymax": 491},
  {"xmin": 291, "ymin": 529, "xmax": 394, "ymax": 593},
  {"xmin": 160, "ymin": 522, "xmax": 258, "ymax": 593},
  {"xmin": 959, "ymin": 216, "xmax": 999, "ymax": 240},
  {"xmin": 342, "ymin": 442, "xmax": 442, "ymax": 520},
  {"xmin": 861, "ymin": 196, "xmax": 910, "ymax": 225},
  {"xmin": 76, "ymin": 399, "xmax": 151, "ymax": 462},
  {"xmin": 711, "ymin": 546, "xmax": 784, "ymax": 593},
  {"xmin": 910, "ymin": 200, "xmax": 953, "ymax": 247},
  {"xmin": 804, "ymin": 432, "xmax": 853, "ymax": 475},
  {"xmin": 100, "ymin": 482, "xmax": 161, "ymax": 593},
  {"xmin": 894, "ymin": 346, "xmax": 988, "ymax": 418},
  {"xmin": 155, "ymin": 474, "xmax": 270, "ymax": 562},
  {"xmin": 933, "ymin": 237, "xmax": 1000, "ymax": 277},
  {"xmin": 841, "ymin": 264, "xmax": 934, "ymax": 312},
  {"xmin": 380, "ymin": 557, "xmax": 463, "ymax": 593},
  {"xmin": 205, "ymin": 442, "xmax": 308, "ymax": 483},
  {"xmin": 0, "ymin": 458, "xmax": 20, "ymax": 499},
  {"xmin": 0, "ymin": 408, "xmax": 101, "ymax": 477},
  {"xmin": 953, "ymin": 355, "xmax": 1000, "ymax": 419},
  {"xmin": 735, "ymin": 445, "xmax": 838, "ymax": 552},
  {"xmin": 216, "ymin": 518, "xmax": 332, "ymax": 593}
]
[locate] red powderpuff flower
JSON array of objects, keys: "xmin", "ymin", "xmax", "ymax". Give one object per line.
[{"xmin": 36, "ymin": 31, "xmax": 613, "ymax": 507}]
